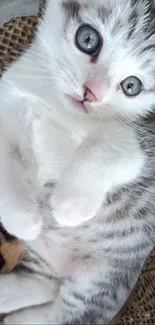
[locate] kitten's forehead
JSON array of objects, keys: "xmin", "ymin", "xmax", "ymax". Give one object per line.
[
  {"xmin": 60, "ymin": 0, "xmax": 130, "ymax": 28},
  {"xmin": 61, "ymin": 0, "xmax": 155, "ymax": 51},
  {"xmin": 44, "ymin": 0, "xmax": 155, "ymax": 69},
  {"xmin": 60, "ymin": 0, "xmax": 155, "ymax": 22},
  {"xmin": 61, "ymin": 0, "xmax": 129, "ymax": 13},
  {"xmin": 61, "ymin": 0, "xmax": 81, "ymax": 20}
]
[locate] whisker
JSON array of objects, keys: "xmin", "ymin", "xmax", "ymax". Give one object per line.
[
  {"xmin": 30, "ymin": 81, "xmax": 56, "ymax": 90},
  {"xmin": 14, "ymin": 65, "xmax": 48, "ymax": 74},
  {"xmin": 8, "ymin": 75, "xmax": 55, "ymax": 80},
  {"xmin": 114, "ymin": 115, "xmax": 155, "ymax": 140}
]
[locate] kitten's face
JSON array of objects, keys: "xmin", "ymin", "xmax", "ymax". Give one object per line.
[{"xmin": 39, "ymin": 0, "xmax": 155, "ymax": 120}]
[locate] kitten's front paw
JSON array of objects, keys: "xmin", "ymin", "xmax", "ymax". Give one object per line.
[
  {"xmin": 52, "ymin": 186, "xmax": 97, "ymax": 227},
  {"xmin": 1, "ymin": 211, "xmax": 42, "ymax": 241},
  {"xmin": 4, "ymin": 307, "xmax": 50, "ymax": 325},
  {"xmin": 4, "ymin": 311, "xmax": 37, "ymax": 325},
  {"xmin": 4, "ymin": 313, "xmax": 22, "ymax": 325}
]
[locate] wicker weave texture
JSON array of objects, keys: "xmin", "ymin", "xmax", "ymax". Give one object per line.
[{"xmin": 0, "ymin": 16, "xmax": 37, "ymax": 75}]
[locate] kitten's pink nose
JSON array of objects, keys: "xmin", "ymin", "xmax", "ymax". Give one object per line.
[
  {"xmin": 84, "ymin": 78, "xmax": 105, "ymax": 103},
  {"xmin": 83, "ymin": 86, "xmax": 97, "ymax": 102}
]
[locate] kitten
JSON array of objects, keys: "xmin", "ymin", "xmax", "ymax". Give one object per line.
[{"xmin": 0, "ymin": 0, "xmax": 155, "ymax": 324}]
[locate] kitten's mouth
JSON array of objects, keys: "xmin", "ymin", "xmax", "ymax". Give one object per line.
[
  {"xmin": 68, "ymin": 96, "xmax": 89, "ymax": 113},
  {"xmin": 67, "ymin": 93, "xmax": 96, "ymax": 114},
  {"xmin": 67, "ymin": 87, "xmax": 97, "ymax": 114}
]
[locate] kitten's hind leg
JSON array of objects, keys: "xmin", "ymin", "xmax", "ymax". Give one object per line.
[
  {"xmin": 4, "ymin": 263, "xmax": 131, "ymax": 325},
  {"xmin": 4, "ymin": 303, "xmax": 53, "ymax": 325},
  {"xmin": 0, "ymin": 136, "xmax": 42, "ymax": 241},
  {"xmin": 0, "ymin": 271, "xmax": 57, "ymax": 315}
]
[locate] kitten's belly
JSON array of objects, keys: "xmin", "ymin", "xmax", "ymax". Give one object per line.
[
  {"xmin": 29, "ymin": 232, "xmax": 92, "ymax": 278},
  {"xmin": 44, "ymin": 236, "xmax": 76, "ymax": 277}
]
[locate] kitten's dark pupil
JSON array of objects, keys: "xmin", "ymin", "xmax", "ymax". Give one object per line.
[
  {"xmin": 127, "ymin": 82, "xmax": 134, "ymax": 90},
  {"xmin": 84, "ymin": 35, "xmax": 92, "ymax": 47}
]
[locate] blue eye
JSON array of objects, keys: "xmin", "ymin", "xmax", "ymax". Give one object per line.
[
  {"xmin": 121, "ymin": 76, "xmax": 143, "ymax": 96},
  {"xmin": 75, "ymin": 24, "xmax": 102, "ymax": 55}
]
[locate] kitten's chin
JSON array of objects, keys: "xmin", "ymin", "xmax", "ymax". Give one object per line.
[
  {"xmin": 59, "ymin": 94, "xmax": 110, "ymax": 120},
  {"xmin": 64, "ymin": 98, "xmax": 110, "ymax": 120}
]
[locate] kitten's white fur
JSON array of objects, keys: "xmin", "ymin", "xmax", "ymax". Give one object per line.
[
  {"xmin": 0, "ymin": 2, "xmax": 155, "ymax": 323},
  {"xmin": 0, "ymin": 0, "xmax": 152, "ymax": 237}
]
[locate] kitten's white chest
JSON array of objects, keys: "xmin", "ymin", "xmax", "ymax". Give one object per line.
[
  {"xmin": 30, "ymin": 233, "xmax": 76, "ymax": 277},
  {"xmin": 29, "ymin": 230, "xmax": 92, "ymax": 278},
  {"xmin": 45, "ymin": 236, "xmax": 76, "ymax": 277},
  {"xmin": 32, "ymin": 114, "xmax": 94, "ymax": 187}
]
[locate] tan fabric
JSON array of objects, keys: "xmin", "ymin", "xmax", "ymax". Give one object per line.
[{"xmin": 0, "ymin": 9, "xmax": 154, "ymax": 325}]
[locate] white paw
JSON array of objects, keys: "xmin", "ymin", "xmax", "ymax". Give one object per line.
[
  {"xmin": 4, "ymin": 313, "xmax": 22, "ymax": 325},
  {"xmin": 1, "ymin": 211, "xmax": 42, "ymax": 241},
  {"xmin": 52, "ymin": 187, "xmax": 97, "ymax": 227},
  {"xmin": 4, "ymin": 307, "xmax": 49, "ymax": 325},
  {"xmin": 0, "ymin": 276, "xmax": 17, "ymax": 315},
  {"xmin": 4, "ymin": 311, "xmax": 32, "ymax": 325}
]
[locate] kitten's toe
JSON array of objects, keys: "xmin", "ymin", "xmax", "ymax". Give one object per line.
[
  {"xmin": 4, "ymin": 307, "xmax": 48, "ymax": 325},
  {"xmin": 51, "ymin": 184, "xmax": 98, "ymax": 227},
  {"xmin": 53, "ymin": 198, "xmax": 94, "ymax": 227},
  {"xmin": 19, "ymin": 219, "xmax": 43, "ymax": 241},
  {"xmin": 4, "ymin": 312, "xmax": 30, "ymax": 325},
  {"xmin": 4, "ymin": 314, "xmax": 18, "ymax": 325},
  {"xmin": 1, "ymin": 211, "xmax": 42, "ymax": 241}
]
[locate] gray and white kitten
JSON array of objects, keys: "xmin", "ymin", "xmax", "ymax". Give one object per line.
[{"xmin": 0, "ymin": 0, "xmax": 155, "ymax": 324}]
